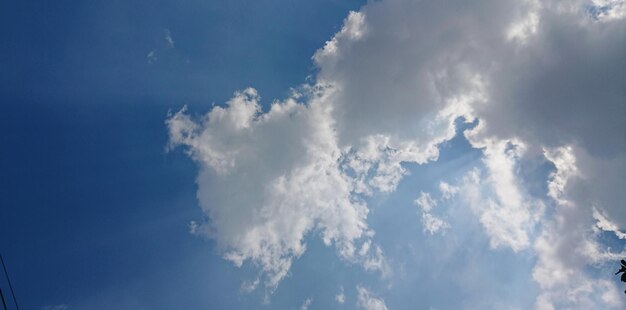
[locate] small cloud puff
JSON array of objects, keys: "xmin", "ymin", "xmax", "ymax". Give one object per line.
[
  {"xmin": 335, "ymin": 287, "xmax": 346, "ymax": 304},
  {"xmin": 299, "ymin": 297, "xmax": 313, "ymax": 310},
  {"xmin": 356, "ymin": 286, "xmax": 388, "ymax": 310},
  {"xmin": 414, "ymin": 192, "xmax": 449, "ymax": 235}
]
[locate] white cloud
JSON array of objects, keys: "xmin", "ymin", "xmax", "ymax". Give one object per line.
[
  {"xmin": 438, "ymin": 182, "xmax": 458, "ymax": 200},
  {"xmin": 414, "ymin": 192, "xmax": 436, "ymax": 213},
  {"xmin": 168, "ymin": 86, "xmax": 392, "ymax": 289},
  {"xmin": 356, "ymin": 286, "xmax": 388, "ymax": 310},
  {"xmin": 164, "ymin": 29, "xmax": 175, "ymax": 48},
  {"xmin": 506, "ymin": 11, "xmax": 539, "ymax": 43},
  {"xmin": 543, "ymin": 146, "xmax": 578, "ymax": 206},
  {"xmin": 593, "ymin": 207, "xmax": 626, "ymax": 239},
  {"xmin": 240, "ymin": 277, "xmax": 260, "ymax": 293},
  {"xmin": 421, "ymin": 213, "xmax": 449, "ymax": 236},
  {"xmin": 299, "ymin": 297, "xmax": 313, "ymax": 310},
  {"xmin": 458, "ymin": 2, "xmax": 625, "ymax": 299},
  {"xmin": 456, "ymin": 136, "xmax": 542, "ymax": 252},
  {"xmin": 147, "ymin": 28, "xmax": 177, "ymax": 64},
  {"xmin": 168, "ymin": 0, "xmax": 625, "ymax": 306},
  {"xmin": 530, "ymin": 146, "xmax": 625, "ymax": 308},
  {"xmin": 167, "ymin": 4, "xmax": 481, "ymax": 291},
  {"xmin": 336, "ymin": 287, "xmax": 346, "ymax": 304},
  {"xmin": 466, "ymin": 0, "xmax": 626, "ymax": 225},
  {"xmin": 590, "ymin": 0, "xmax": 626, "ymax": 20},
  {"xmin": 146, "ymin": 49, "xmax": 157, "ymax": 64},
  {"xmin": 414, "ymin": 192, "xmax": 449, "ymax": 235},
  {"xmin": 314, "ymin": 3, "xmax": 489, "ymax": 173},
  {"xmin": 313, "ymin": 11, "xmax": 366, "ymax": 66},
  {"xmin": 506, "ymin": 0, "xmax": 541, "ymax": 44}
]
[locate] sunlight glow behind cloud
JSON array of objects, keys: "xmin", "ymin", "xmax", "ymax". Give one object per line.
[{"xmin": 168, "ymin": 0, "xmax": 626, "ymax": 308}]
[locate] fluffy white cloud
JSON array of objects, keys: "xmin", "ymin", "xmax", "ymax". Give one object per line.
[
  {"xmin": 531, "ymin": 146, "xmax": 625, "ymax": 309},
  {"xmin": 168, "ymin": 86, "xmax": 392, "ymax": 289},
  {"xmin": 438, "ymin": 182, "xmax": 458, "ymax": 200},
  {"xmin": 323, "ymin": 0, "xmax": 622, "ymax": 287},
  {"xmin": 313, "ymin": 3, "xmax": 493, "ymax": 188},
  {"xmin": 366, "ymin": 0, "xmax": 626, "ymax": 306},
  {"xmin": 356, "ymin": 286, "xmax": 388, "ymax": 310},
  {"xmin": 167, "ymin": 5, "xmax": 471, "ymax": 291},
  {"xmin": 466, "ymin": 0, "xmax": 626, "ymax": 225},
  {"xmin": 168, "ymin": 0, "xmax": 625, "ymax": 306},
  {"xmin": 461, "ymin": 3, "xmax": 626, "ymax": 306}
]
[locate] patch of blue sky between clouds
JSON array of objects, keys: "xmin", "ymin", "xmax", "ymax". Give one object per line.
[
  {"xmin": 364, "ymin": 120, "xmax": 536, "ymax": 309},
  {"xmin": 250, "ymin": 119, "xmax": 542, "ymax": 309}
]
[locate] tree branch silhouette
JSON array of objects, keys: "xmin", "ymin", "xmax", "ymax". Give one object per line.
[{"xmin": 615, "ymin": 259, "xmax": 626, "ymax": 294}]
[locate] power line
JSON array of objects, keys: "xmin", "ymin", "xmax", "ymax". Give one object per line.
[
  {"xmin": 0, "ymin": 254, "xmax": 18, "ymax": 310},
  {"xmin": 0, "ymin": 287, "xmax": 7, "ymax": 310}
]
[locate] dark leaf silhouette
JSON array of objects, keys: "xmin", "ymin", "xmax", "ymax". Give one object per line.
[{"xmin": 616, "ymin": 259, "xmax": 626, "ymax": 294}]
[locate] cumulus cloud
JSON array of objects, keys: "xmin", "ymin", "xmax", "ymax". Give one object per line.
[
  {"xmin": 460, "ymin": 3, "xmax": 625, "ymax": 306},
  {"xmin": 168, "ymin": 86, "xmax": 391, "ymax": 289},
  {"xmin": 168, "ymin": 0, "xmax": 625, "ymax": 306},
  {"xmin": 347, "ymin": 0, "xmax": 626, "ymax": 306},
  {"xmin": 531, "ymin": 146, "xmax": 625, "ymax": 309},
  {"xmin": 356, "ymin": 286, "xmax": 388, "ymax": 310},
  {"xmin": 167, "ymin": 5, "xmax": 470, "ymax": 291},
  {"xmin": 465, "ymin": 0, "xmax": 626, "ymax": 225}
]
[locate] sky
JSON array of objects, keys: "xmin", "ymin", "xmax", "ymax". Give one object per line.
[{"xmin": 1, "ymin": 0, "xmax": 625, "ymax": 309}]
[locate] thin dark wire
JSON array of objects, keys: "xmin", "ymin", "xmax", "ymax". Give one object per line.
[
  {"xmin": 0, "ymin": 288, "xmax": 7, "ymax": 310},
  {"xmin": 0, "ymin": 255, "xmax": 18, "ymax": 310},
  {"xmin": 0, "ymin": 287, "xmax": 7, "ymax": 310}
]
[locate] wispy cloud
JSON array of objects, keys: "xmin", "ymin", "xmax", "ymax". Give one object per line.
[
  {"xmin": 164, "ymin": 29, "xmax": 175, "ymax": 48},
  {"xmin": 356, "ymin": 285, "xmax": 388, "ymax": 310},
  {"xmin": 299, "ymin": 297, "xmax": 313, "ymax": 310},
  {"xmin": 146, "ymin": 28, "xmax": 177, "ymax": 64}
]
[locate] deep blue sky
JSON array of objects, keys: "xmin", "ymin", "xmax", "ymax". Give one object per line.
[{"xmin": 0, "ymin": 1, "xmax": 363, "ymax": 308}]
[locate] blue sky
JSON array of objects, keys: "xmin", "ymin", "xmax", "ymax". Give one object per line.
[{"xmin": 1, "ymin": 0, "xmax": 625, "ymax": 309}]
